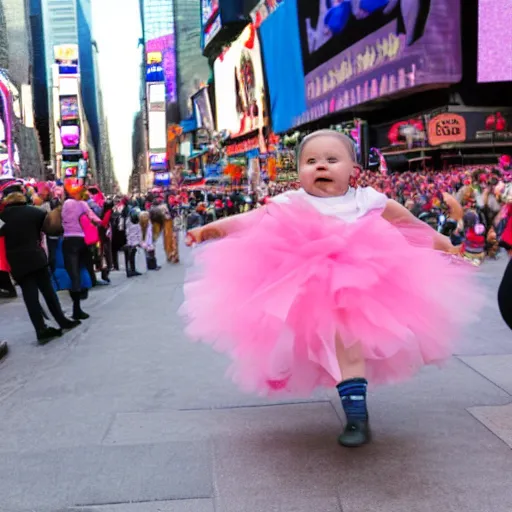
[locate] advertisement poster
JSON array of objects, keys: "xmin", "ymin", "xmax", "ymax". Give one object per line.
[
  {"xmin": 146, "ymin": 35, "xmax": 177, "ymax": 103},
  {"xmin": 294, "ymin": 0, "xmax": 462, "ymax": 127},
  {"xmin": 477, "ymin": 0, "xmax": 511, "ymax": 83},
  {"xmin": 60, "ymin": 96, "xmax": 79, "ymax": 121},
  {"xmin": 214, "ymin": 24, "xmax": 266, "ymax": 138}
]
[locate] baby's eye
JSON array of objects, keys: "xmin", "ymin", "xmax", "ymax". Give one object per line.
[
  {"xmin": 327, "ymin": 157, "xmax": 338, "ymax": 163},
  {"xmin": 307, "ymin": 158, "xmax": 316, "ymax": 164}
]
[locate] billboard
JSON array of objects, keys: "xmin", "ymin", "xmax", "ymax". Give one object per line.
[
  {"xmin": 146, "ymin": 62, "xmax": 165, "ymax": 83},
  {"xmin": 149, "ymin": 153, "xmax": 167, "ymax": 171},
  {"xmin": 214, "ymin": 24, "xmax": 266, "ymax": 137},
  {"xmin": 148, "ymin": 111, "xmax": 167, "ymax": 151},
  {"xmin": 60, "ymin": 125, "xmax": 80, "ymax": 148},
  {"xmin": 477, "ymin": 0, "xmax": 512, "ymax": 83},
  {"xmin": 260, "ymin": 0, "xmax": 462, "ymax": 133},
  {"xmin": 202, "ymin": 0, "xmax": 220, "ymax": 29},
  {"xmin": 146, "ymin": 35, "xmax": 177, "ymax": 102},
  {"xmin": 193, "ymin": 87, "xmax": 214, "ymax": 132},
  {"xmin": 54, "ymin": 44, "xmax": 79, "ymax": 75}
]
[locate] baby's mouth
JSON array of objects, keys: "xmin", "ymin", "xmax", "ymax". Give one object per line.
[{"xmin": 315, "ymin": 177, "xmax": 333, "ymax": 184}]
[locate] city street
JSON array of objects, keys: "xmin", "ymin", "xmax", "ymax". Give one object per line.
[{"xmin": 0, "ymin": 245, "xmax": 511, "ymax": 512}]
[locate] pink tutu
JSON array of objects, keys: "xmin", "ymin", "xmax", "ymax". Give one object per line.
[{"xmin": 180, "ymin": 199, "xmax": 484, "ymax": 396}]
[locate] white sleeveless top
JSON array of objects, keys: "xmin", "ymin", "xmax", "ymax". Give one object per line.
[{"xmin": 271, "ymin": 187, "xmax": 388, "ymax": 224}]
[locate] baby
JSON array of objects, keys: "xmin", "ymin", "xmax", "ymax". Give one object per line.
[{"xmin": 184, "ymin": 130, "xmax": 475, "ymax": 448}]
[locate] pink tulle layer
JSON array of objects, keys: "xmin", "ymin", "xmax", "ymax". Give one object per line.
[{"xmin": 180, "ymin": 199, "xmax": 484, "ymax": 396}]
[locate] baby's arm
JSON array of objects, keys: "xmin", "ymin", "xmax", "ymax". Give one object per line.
[
  {"xmin": 186, "ymin": 208, "xmax": 265, "ymax": 245},
  {"xmin": 382, "ymin": 199, "xmax": 457, "ymax": 253}
]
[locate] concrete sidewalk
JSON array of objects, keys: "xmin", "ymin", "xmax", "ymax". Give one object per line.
[{"xmin": 0, "ymin": 248, "xmax": 510, "ymax": 512}]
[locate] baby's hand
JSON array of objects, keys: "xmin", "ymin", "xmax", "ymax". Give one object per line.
[
  {"xmin": 186, "ymin": 226, "xmax": 225, "ymax": 246},
  {"xmin": 185, "ymin": 228, "xmax": 201, "ymax": 246}
]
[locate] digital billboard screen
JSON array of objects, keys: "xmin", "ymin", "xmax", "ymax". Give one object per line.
[
  {"xmin": 60, "ymin": 96, "xmax": 79, "ymax": 121},
  {"xmin": 477, "ymin": 0, "xmax": 512, "ymax": 83},
  {"xmin": 146, "ymin": 34, "xmax": 177, "ymax": 102},
  {"xmin": 296, "ymin": 0, "xmax": 462, "ymax": 126},
  {"xmin": 60, "ymin": 126, "xmax": 80, "ymax": 148},
  {"xmin": 260, "ymin": 0, "xmax": 462, "ymax": 133},
  {"xmin": 214, "ymin": 24, "xmax": 266, "ymax": 137}
]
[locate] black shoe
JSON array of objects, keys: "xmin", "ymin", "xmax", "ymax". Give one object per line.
[
  {"xmin": 0, "ymin": 341, "xmax": 8, "ymax": 361},
  {"xmin": 133, "ymin": 271, "xmax": 142, "ymax": 276},
  {"xmin": 37, "ymin": 327, "xmax": 63, "ymax": 345},
  {"xmin": 60, "ymin": 318, "xmax": 81, "ymax": 330},
  {"xmin": 73, "ymin": 311, "xmax": 90, "ymax": 320},
  {"xmin": 338, "ymin": 421, "xmax": 371, "ymax": 448}
]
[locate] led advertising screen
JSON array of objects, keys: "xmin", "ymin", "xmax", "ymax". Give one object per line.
[
  {"xmin": 260, "ymin": 0, "xmax": 462, "ymax": 133},
  {"xmin": 146, "ymin": 35, "xmax": 177, "ymax": 102},
  {"xmin": 477, "ymin": 0, "xmax": 512, "ymax": 83},
  {"xmin": 193, "ymin": 87, "xmax": 214, "ymax": 132},
  {"xmin": 214, "ymin": 24, "xmax": 266, "ymax": 137},
  {"xmin": 296, "ymin": 0, "xmax": 462, "ymax": 127},
  {"xmin": 60, "ymin": 96, "xmax": 79, "ymax": 121}
]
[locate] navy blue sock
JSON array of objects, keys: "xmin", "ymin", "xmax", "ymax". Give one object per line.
[{"xmin": 336, "ymin": 378, "xmax": 368, "ymax": 423}]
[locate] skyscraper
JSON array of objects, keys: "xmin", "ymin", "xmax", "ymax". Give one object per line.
[
  {"xmin": 175, "ymin": 0, "xmax": 209, "ymax": 120},
  {"xmin": 76, "ymin": 0, "xmax": 100, "ymax": 170},
  {"xmin": 29, "ymin": 0, "xmax": 51, "ymax": 161},
  {"xmin": 42, "ymin": 0, "xmax": 78, "ymax": 79},
  {"xmin": 141, "ymin": 0, "xmax": 175, "ymax": 40}
]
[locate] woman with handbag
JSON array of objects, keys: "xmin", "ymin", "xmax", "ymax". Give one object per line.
[{"xmin": 61, "ymin": 179, "xmax": 101, "ymax": 320}]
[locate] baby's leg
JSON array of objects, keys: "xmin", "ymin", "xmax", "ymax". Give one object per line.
[{"xmin": 335, "ymin": 334, "xmax": 371, "ymax": 447}]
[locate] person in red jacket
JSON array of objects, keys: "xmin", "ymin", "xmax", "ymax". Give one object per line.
[{"xmin": 99, "ymin": 199, "xmax": 114, "ymax": 282}]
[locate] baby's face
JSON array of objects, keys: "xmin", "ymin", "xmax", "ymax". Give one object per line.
[{"xmin": 299, "ymin": 136, "xmax": 356, "ymax": 198}]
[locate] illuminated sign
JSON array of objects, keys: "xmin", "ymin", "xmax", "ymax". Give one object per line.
[
  {"xmin": 149, "ymin": 153, "xmax": 167, "ymax": 171},
  {"xmin": 428, "ymin": 114, "xmax": 466, "ymax": 146},
  {"xmin": 147, "ymin": 51, "xmax": 163, "ymax": 64},
  {"xmin": 54, "ymin": 44, "xmax": 79, "ymax": 62},
  {"xmin": 146, "ymin": 63, "xmax": 165, "ymax": 83}
]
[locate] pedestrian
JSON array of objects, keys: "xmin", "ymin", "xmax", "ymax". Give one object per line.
[
  {"xmin": 61, "ymin": 178, "xmax": 102, "ymax": 320},
  {"xmin": 0, "ymin": 181, "xmax": 81, "ymax": 344},
  {"xmin": 182, "ymin": 130, "xmax": 483, "ymax": 448},
  {"xmin": 124, "ymin": 207, "xmax": 142, "ymax": 277},
  {"xmin": 139, "ymin": 211, "xmax": 160, "ymax": 271}
]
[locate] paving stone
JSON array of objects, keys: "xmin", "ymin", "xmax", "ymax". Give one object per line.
[
  {"xmin": 459, "ymin": 355, "xmax": 512, "ymax": 394},
  {"xmin": 68, "ymin": 498, "xmax": 215, "ymax": 512},
  {"xmin": 468, "ymin": 402, "xmax": 512, "ymax": 448},
  {"xmin": 0, "ymin": 442, "xmax": 213, "ymax": 512},
  {"xmin": 103, "ymin": 401, "xmax": 339, "ymax": 445}
]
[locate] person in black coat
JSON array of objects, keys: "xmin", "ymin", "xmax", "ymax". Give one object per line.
[
  {"xmin": 0, "ymin": 184, "xmax": 80, "ymax": 344},
  {"xmin": 498, "ymin": 258, "xmax": 512, "ymax": 331}
]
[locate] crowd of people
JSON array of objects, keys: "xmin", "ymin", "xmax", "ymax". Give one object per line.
[{"xmin": 1, "ymin": 163, "xmax": 512, "ymax": 358}]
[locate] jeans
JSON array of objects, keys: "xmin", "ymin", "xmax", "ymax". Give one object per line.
[{"xmin": 18, "ymin": 267, "xmax": 68, "ymax": 332}]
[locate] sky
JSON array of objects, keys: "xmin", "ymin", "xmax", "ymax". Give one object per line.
[{"xmin": 91, "ymin": 0, "xmax": 142, "ymax": 193}]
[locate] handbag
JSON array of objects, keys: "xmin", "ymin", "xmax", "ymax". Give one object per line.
[
  {"xmin": 80, "ymin": 214, "xmax": 100, "ymax": 246},
  {"xmin": 43, "ymin": 206, "xmax": 64, "ymax": 236}
]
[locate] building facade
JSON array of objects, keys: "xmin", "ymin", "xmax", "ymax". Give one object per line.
[
  {"xmin": 1, "ymin": 0, "xmax": 45, "ymax": 179},
  {"xmin": 175, "ymin": 0, "xmax": 210, "ymax": 121}
]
